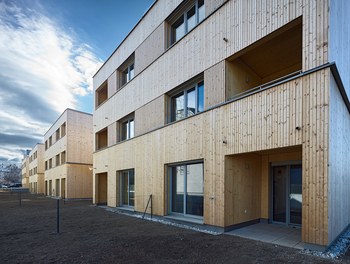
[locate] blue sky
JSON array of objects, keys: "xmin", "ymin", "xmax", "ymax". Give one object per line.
[{"xmin": 0, "ymin": 0, "xmax": 154, "ymax": 164}]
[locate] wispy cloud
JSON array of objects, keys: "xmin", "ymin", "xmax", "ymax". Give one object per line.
[{"xmin": 0, "ymin": 1, "xmax": 102, "ymax": 163}]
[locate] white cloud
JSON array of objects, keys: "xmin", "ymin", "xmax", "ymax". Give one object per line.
[{"xmin": 0, "ymin": 1, "xmax": 103, "ymax": 163}]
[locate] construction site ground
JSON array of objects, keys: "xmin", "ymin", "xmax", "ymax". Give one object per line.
[{"xmin": 0, "ymin": 191, "xmax": 349, "ymax": 264}]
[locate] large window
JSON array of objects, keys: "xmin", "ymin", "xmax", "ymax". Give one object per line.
[
  {"xmin": 168, "ymin": 162, "xmax": 204, "ymax": 217},
  {"xmin": 119, "ymin": 113, "xmax": 134, "ymax": 142},
  {"xmin": 171, "ymin": 0, "xmax": 205, "ymax": 44},
  {"xmin": 171, "ymin": 80, "xmax": 204, "ymax": 122},
  {"xmin": 119, "ymin": 169, "xmax": 135, "ymax": 207}
]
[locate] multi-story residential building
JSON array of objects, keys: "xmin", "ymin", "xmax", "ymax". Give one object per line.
[
  {"xmin": 92, "ymin": 0, "xmax": 350, "ymax": 250},
  {"xmin": 44, "ymin": 109, "xmax": 93, "ymax": 199},
  {"xmin": 21, "ymin": 154, "xmax": 29, "ymax": 188},
  {"xmin": 28, "ymin": 144, "xmax": 45, "ymax": 193}
]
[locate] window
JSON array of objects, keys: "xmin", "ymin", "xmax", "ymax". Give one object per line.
[
  {"xmin": 49, "ymin": 136, "xmax": 52, "ymax": 147},
  {"xmin": 55, "ymin": 128, "xmax": 60, "ymax": 141},
  {"xmin": 168, "ymin": 162, "xmax": 203, "ymax": 217},
  {"xmin": 119, "ymin": 113, "xmax": 134, "ymax": 142},
  {"xmin": 49, "ymin": 159, "xmax": 52, "ymax": 169},
  {"xmin": 118, "ymin": 53, "xmax": 135, "ymax": 89},
  {"xmin": 45, "ymin": 161, "xmax": 48, "ymax": 170},
  {"xmin": 170, "ymin": 80, "xmax": 204, "ymax": 122},
  {"xmin": 119, "ymin": 169, "xmax": 135, "ymax": 207},
  {"xmin": 61, "ymin": 122, "xmax": 66, "ymax": 137},
  {"xmin": 170, "ymin": 0, "xmax": 205, "ymax": 45},
  {"xmin": 96, "ymin": 128, "xmax": 108, "ymax": 150},
  {"xmin": 45, "ymin": 140, "xmax": 48, "ymax": 150},
  {"xmin": 56, "ymin": 154, "xmax": 60, "ymax": 167},
  {"xmin": 96, "ymin": 82, "xmax": 108, "ymax": 108},
  {"xmin": 122, "ymin": 64, "xmax": 135, "ymax": 86},
  {"xmin": 61, "ymin": 151, "xmax": 66, "ymax": 164}
]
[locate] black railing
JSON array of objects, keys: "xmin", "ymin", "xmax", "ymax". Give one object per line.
[
  {"xmin": 142, "ymin": 194, "xmax": 152, "ymax": 219},
  {"xmin": 227, "ymin": 70, "xmax": 302, "ymax": 101}
]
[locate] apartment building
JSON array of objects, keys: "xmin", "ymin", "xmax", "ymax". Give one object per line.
[
  {"xmin": 92, "ymin": 0, "xmax": 350, "ymax": 250},
  {"xmin": 21, "ymin": 155, "xmax": 29, "ymax": 188},
  {"xmin": 44, "ymin": 109, "xmax": 93, "ymax": 199},
  {"xmin": 28, "ymin": 144, "xmax": 45, "ymax": 193}
]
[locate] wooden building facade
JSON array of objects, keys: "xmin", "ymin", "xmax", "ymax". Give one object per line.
[
  {"xmin": 21, "ymin": 155, "xmax": 29, "ymax": 188},
  {"xmin": 28, "ymin": 144, "xmax": 45, "ymax": 194},
  {"xmin": 44, "ymin": 109, "xmax": 93, "ymax": 199},
  {"xmin": 93, "ymin": 0, "xmax": 350, "ymax": 249}
]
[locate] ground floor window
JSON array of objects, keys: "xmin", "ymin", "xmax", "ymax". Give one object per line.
[
  {"xmin": 119, "ymin": 169, "xmax": 134, "ymax": 207},
  {"xmin": 168, "ymin": 162, "xmax": 203, "ymax": 217}
]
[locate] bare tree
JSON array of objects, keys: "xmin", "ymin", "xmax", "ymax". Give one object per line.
[{"xmin": 2, "ymin": 164, "xmax": 21, "ymax": 184}]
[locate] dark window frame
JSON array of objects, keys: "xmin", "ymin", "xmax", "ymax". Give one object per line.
[{"xmin": 170, "ymin": 79, "xmax": 204, "ymax": 122}]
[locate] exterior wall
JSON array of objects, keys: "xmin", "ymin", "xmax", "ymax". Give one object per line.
[
  {"xmin": 329, "ymin": 0, "xmax": 350, "ymax": 97},
  {"xmin": 94, "ymin": 70, "xmax": 329, "ymax": 244},
  {"xmin": 224, "ymin": 147, "xmax": 302, "ymax": 227},
  {"xmin": 204, "ymin": 61, "xmax": 225, "ymax": 108},
  {"xmin": 93, "ymin": 0, "xmax": 183, "ymax": 87},
  {"xmin": 21, "ymin": 157, "xmax": 29, "ymax": 188},
  {"xmin": 94, "ymin": 0, "xmax": 328, "ymax": 134},
  {"xmin": 66, "ymin": 110, "xmax": 93, "ymax": 164},
  {"xmin": 93, "ymin": 0, "xmax": 335, "ymax": 247},
  {"xmin": 328, "ymin": 74, "xmax": 350, "ymax": 243},
  {"xmin": 135, "ymin": 22, "xmax": 166, "ymax": 75},
  {"xmin": 28, "ymin": 144, "xmax": 45, "ymax": 193},
  {"xmin": 135, "ymin": 95, "xmax": 165, "ymax": 136},
  {"xmin": 44, "ymin": 109, "xmax": 93, "ymax": 199}
]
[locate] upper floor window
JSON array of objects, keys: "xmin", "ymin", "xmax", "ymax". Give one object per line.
[
  {"xmin": 119, "ymin": 113, "xmax": 134, "ymax": 142},
  {"xmin": 55, "ymin": 128, "xmax": 60, "ymax": 141},
  {"xmin": 96, "ymin": 128, "xmax": 108, "ymax": 151},
  {"xmin": 122, "ymin": 63, "xmax": 135, "ymax": 86},
  {"xmin": 96, "ymin": 82, "xmax": 108, "ymax": 108},
  {"xmin": 61, "ymin": 151, "xmax": 66, "ymax": 164},
  {"xmin": 61, "ymin": 122, "xmax": 66, "ymax": 137},
  {"xmin": 118, "ymin": 53, "xmax": 135, "ymax": 88},
  {"xmin": 171, "ymin": 0, "xmax": 205, "ymax": 45},
  {"xmin": 170, "ymin": 79, "xmax": 204, "ymax": 122}
]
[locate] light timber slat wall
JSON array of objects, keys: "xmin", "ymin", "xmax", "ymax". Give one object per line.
[
  {"xmin": 92, "ymin": 0, "xmax": 350, "ymax": 248},
  {"xmin": 328, "ymin": 74, "xmax": 350, "ymax": 243},
  {"xmin": 301, "ymin": 69, "xmax": 329, "ymax": 246},
  {"xmin": 94, "ymin": 0, "xmax": 328, "ymax": 133},
  {"xmin": 94, "ymin": 72, "xmax": 313, "ymax": 224},
  {"xmin": 205, "ymin": 0, "xmax": 227, "ymax": 16},
  {"xmin": 204, "ymin": 61, "xmax": 225, "ymax": 109},
  {"xmin": 67, "ymin": 110, "xmax": 93, "ymax": 164},
  {"xmin": 93, "ymin": 0, "xmax": 183, "ymax": 87},
  {"xmin": 28, "ymin": 144, "xmax": 45, "ymax": 193},
  {"xmin": 329, "ymin": 0, "xmax": 350, "ymax": 97},
  {"xmin": 45, "ymin": 109, "xmax": 93, "ymax": 199},
  {"xmin": 225, "ymin": 153, "xmax": 262, "ymax": 226},
  {"xmin": 135, "ymin": 22, "xmax": 166, "ymax": 75},
  {"xmin": 135, "ymin": 95, "xmax": 165, "ymax": 136}
]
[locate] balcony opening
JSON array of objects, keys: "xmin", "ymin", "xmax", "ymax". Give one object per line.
[
  {"xmin": 95, "ymin": 82, "xmax": 108, "ymax": 108},
  {"xmin": 226, "ymin": 18, "xmax": 302, "ymax": 101},
  {"xmin": 96, "ymin": 128, "xmax": 108, "ymax": 151}
]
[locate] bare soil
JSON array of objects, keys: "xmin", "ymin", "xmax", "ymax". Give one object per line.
[{"xmin": 0, "ymin": 191, "xmax": 349, "ymax": 264}]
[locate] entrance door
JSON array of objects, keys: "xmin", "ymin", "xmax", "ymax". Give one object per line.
[{"xmin": 272, "ymin": 164, "xmax": 302, "ymax": 225}]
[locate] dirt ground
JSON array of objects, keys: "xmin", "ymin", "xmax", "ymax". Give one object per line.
[{"xmin": 0, "ymin": 191, "xmax": 349, "ymax": 264}]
